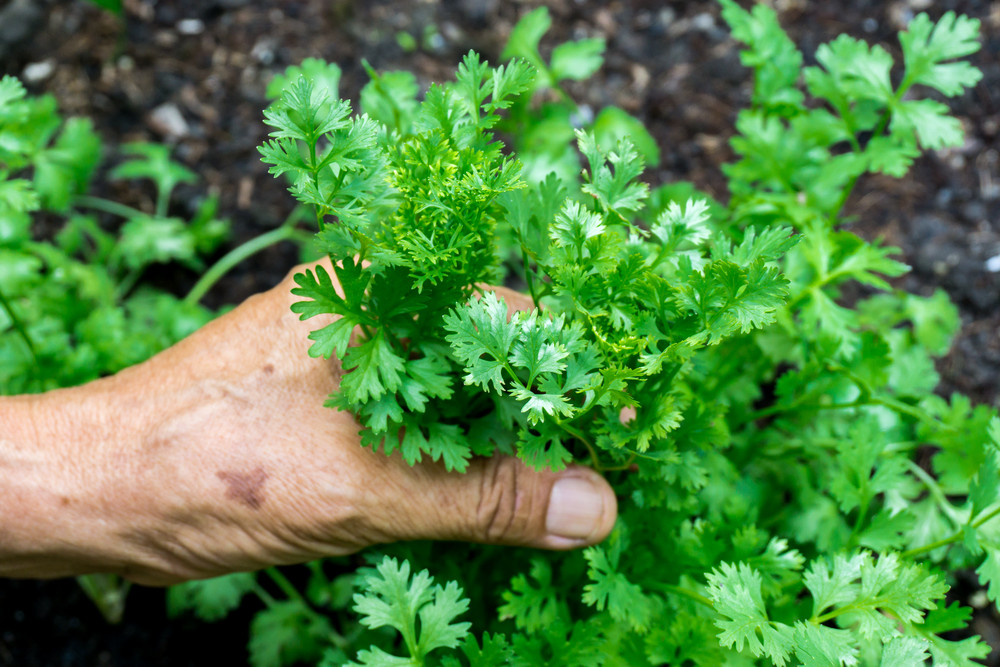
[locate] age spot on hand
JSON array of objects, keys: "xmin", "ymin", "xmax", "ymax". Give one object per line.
[
  {"xmin": 216, "ymin": 467, "xmax": 269, "ymax": 510},
  {"xmin": 262, "ymin": 364, "xmax": 275, "ymax": 375}
]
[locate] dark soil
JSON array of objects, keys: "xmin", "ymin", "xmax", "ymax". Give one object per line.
[{"xmin": 1, "ymin": 0, "xmax": 998, "ymax": 664}]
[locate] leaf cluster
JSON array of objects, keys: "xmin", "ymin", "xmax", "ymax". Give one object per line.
[
  {"xmin": 249, "ymin": 4, "xmax": 995, "ymax": 667},
  {"xmin": 0, "ymin": 75, "xmax": 227, "ymax": 394}
]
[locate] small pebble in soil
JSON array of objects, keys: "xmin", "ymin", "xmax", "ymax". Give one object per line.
[
  {"xmin": 971, "ymin": 589, "xmax": 991, "ymax": 609},
  {"xmin": 22, "ymin": 59, "xmax": 54, "ymax": 84},
  {"xmin": 176, "ymin": 18, "xmax": 205, "ymax": 35},
  {"xmin": 148, "ymin": 103, "xmax": 190, "ymax": 139}
]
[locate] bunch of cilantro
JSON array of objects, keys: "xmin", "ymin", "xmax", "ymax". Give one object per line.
[{"xmin": 182, "ymin": 4, "xmax": 1000, "ymax": 667}]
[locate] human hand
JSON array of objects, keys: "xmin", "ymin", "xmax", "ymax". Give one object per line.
[{"xmin": 3, "ymin": 261, "xmax": 616, "ymax": 585}]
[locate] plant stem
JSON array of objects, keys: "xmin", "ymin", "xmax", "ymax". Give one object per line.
[
  {"xmin": 900, "ymin": 505, "xmax": 1000, "ymax": 560},
  {"xmin": 905, "ymin": 460, "xmax": 964, "ymax": 526},
  {"xmin": 744, "ymin": 398, "xmax": 868, "ymax": 424},
  {"xmin": 74, "ymin": 195, "xmax": 146, "ymax": 220},
  {"xmin": 75, "ymin": 573, "xmax": 131, "ymax": 624},
  {"xmin": 827, "ymin": 80, "xmax": 912, "ymax": 225},
  {"xmin": 556, "ymin": 418, "xmax": 603, "ymax": 470},
  {"xmin": 184, "ymin": 208, "xmax": 307, "ymax": 306},
  {"xmin": 0, "ymin": 286, "xmax": 40, "ymax": 367},
  {"xmin": 601, "ymin": 454, "xmax": 637, "ymax": 472},
  {"xmin": 114, "ymin": 267, "xmax": 143, "ymax": 303},
  {"xmin": 522, "ymin": 249, "xmax": 539, "ymax": 308},
  {"xmin": 251, "ymin": 582, "xmax": 279, "ymax": 608},
  {"xmin": 265, "ymin": 567, "xmax": 311, "ymax": 608},
  {"xmin": 644, "ymin": 581, "xmax": 715, "ymax": 610}
]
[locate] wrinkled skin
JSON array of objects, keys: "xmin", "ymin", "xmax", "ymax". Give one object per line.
[{"xmin": 0, "ymin": 261, "xmax": 617, "ymax": 585}]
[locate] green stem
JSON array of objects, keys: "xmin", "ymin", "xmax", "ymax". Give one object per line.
[
  {"xmin": 827, "ymin": 80, "xmax": 912, "ymax": 225},
  {"xmin": 601, "ymin": 454, "xmax": 637, "ymax": 472},
  {"xmin": 556, "ymin": 418, "xmax": 603, "ymax": 470},
  {"xmin": 905, "ymin": 460, "xmax": 964, "ymax": 526},
  {"xmin": 251, "ymin": 582, "xmax": 279, "ymax": 608},
  {"xmin": 522, "ymin": 249, "xmax": 539, "ymax": 308},
  {"xmin": 0, "ymin": 286, "xmax": 39, "ymax": 367},
  {"xmin": 900, "ymin": 505, "xmax": 1000, "ymax": 560},
  {"xmin": 265, "ymin": 567, "xmax": 311, "ymax": 608},
  {"xmin": 848, "ymin": 495, "xmax": 871, "ymax": 545},
  {"xmin": 644, "ymin": 581, "xmax": 715, "ymax": 610},
  {"xmin": 76, "ymin": 573, "xmax": 131, "ymax": 624},
  {"xmin": 114, "ymin": 267, "xmax": 143, "ymax": 302},
  {"xmin": 156, "ymin": 187, "xmax": 170, "ymax": 219},
  {"xmin": 74, "ymin": 195, "xmax": 146, "ymax": 220},
  {"xmin": 184, "ymin": 209, "xmax": 306, "ymax": 306},
  {"xmin": 263, "ymin": 567, "xmax": 348, "ymax": 647},
  {"xmin": 744, "ymin": 398, "xmax": 868, "ymax": 424}
]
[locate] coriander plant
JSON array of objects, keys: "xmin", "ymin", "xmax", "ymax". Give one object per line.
[{"xmin": 87, "ymin": 3, "xmax": 1000, "ymax": 665}]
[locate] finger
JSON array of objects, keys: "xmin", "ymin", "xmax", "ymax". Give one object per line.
[
  {"xmin": 368, "ymin": 455, "xmax": 618, "ymax": 550},
  {"xmin": 489, "ymin": 285, "xmax": 536, "ymax": 316}
]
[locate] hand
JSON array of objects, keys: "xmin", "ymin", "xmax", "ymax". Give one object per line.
[{"xmin": 1, "ymin": 262, "xmax": 617, "ymax": 585}]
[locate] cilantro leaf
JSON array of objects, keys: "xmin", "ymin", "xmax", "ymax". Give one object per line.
[
  {"xmin": 248, "ymin": 600, "xmax": 334, "ymax": 667},
  {"xmin": 351, "ymin": 557, "xmax": 471, "ymax": 664},
  {"xmin": 444, "ymin": 292, "xmax": 519, "ymax": 394},
  {"xmin": 899, "ymin": 12, "xmax": 982, "ymax": 97},
  {"xmin": 706, "ymin": 562, "xmax": 794, "ymax": 666},
  {"xmin": 166, "ymin": 572, "xmax": 257, "ymax": 622}
]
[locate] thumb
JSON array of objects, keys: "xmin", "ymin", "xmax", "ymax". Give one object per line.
[{"xmin": 380, "ymin": 456, "xmax": 618, "ymax": 550}]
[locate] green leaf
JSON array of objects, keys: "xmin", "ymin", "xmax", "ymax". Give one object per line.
[
  {"xmin": 444, "ymin": 292, "xmax": 520, "ymax": 394},
  {"xmin": 308, "ymin": 315, "xmax": 359, "ymax": 359},
  {"xmin": 499, "ymin": 558, "xmax": 563, "ymax": 633},
  {"xmin": 453, "ymin": 633, "xmax": 513, "ymax": 667},
  {"xmin": 116, "ymin": 216, "xmax": 196, "ymax": 270},
  {"xmin": 0, "ymin": 75, "xmax": 26, "ymax": 108},
  {"xmin": 516, "ymin": 420, "xmax": 572, "ymax": 471},
  {"xmin": 582, "ymin": 541, "xmax": 653, "ymax": 632},
  {"xmin": 268, "ymin": 58, "xmax": 342, "ymax": 102},
  {"xmin": 248, "ymin": 601, "xmax": 334, "ymax": 667},
  {"xmin": 111, "ymin": 142, "xmax": 196, "ymax": 204},
  {"xmin": 341, "ymin": 331, "xmax": 406, "ymax": 404},
  {"xmin": 592, "ymin": 106, "xmax": 660, "ymax": 168},
  {"xmin": 813, "ymin": 34, "xmax": 894, "ymax": 103},
  {"xmin": 969, "ymin": 450, "xmax": 1000, "ymax": 519},
  {"xmin": 501, "ymin": 7, "xmax": 550, "ymax": 78},
  {"xmin": 34, "ymin": 118, "xmax": 101, "ymax": 211},
  {"xmin": 892, "ymin": 99, "xmax": 965, "ymax": 150},
  {"xmin": 866, "ymin": 133, "xmax": 920, "ymax": 177},
  {"xmin": 577, "ymin": 130, "xmax": 648, "ymax": 217},
  {"xmin": 791, "ymin": 622, "xmax": 858, "ymax": 667},
  {"xmin": 927, "ymin": 634, "xmax": 991, "ymax": 667},
  {"xmin": 360, "ymin": 67, "xmax": 420, "ymax": 136},
  {"xmin": 550, "ymin": 38, "xmax": 605, "ymax": 82},
  {"xmin": 166, "ymin": 572, "xmax": 256, "ymax": 622},
  {"xmin": 706, "ymin": 562, "xmax": 794, "ymax": 666},
  {"xmin": 879, "ymin": 636, "xmax": 929, "ymax": 667},
  {"xmin": 351, "ymin": 557, "xmax": 471, "ymax": 663},
  {"xmin": 976, "ymin": 546, "xmax": 1000, "ymax": 605},
  {"xmin": 291, "ymin": 265, "xmax": 348, "ymax": 319},
  {"xmin": 85, "ymin": 0, "xmax": 123, "ymax": 14},
  {"xmin": 719, "ymin": 0, "xmax": 803, "ymax": 110},
  {"xmin": 804, "ymin": 552, "xmax": 948, "ymax": 639},
  {"xmin": 899, "ymin": 12, "xmax": 982, "ymax": 97}
]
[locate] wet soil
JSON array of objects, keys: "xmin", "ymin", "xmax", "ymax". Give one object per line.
[{"xmin": 1, "ymin": 0, "xmax": 998, "ymax": 664}]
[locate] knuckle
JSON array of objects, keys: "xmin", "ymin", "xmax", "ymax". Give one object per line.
[{"xmin": 474, "ymin": 457, "xmax": 533, "ymax": 544}]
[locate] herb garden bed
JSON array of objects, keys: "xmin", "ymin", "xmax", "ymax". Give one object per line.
[{"xmin": 1, "ymin": 0, "xmax": 998, "ymax": 665}]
